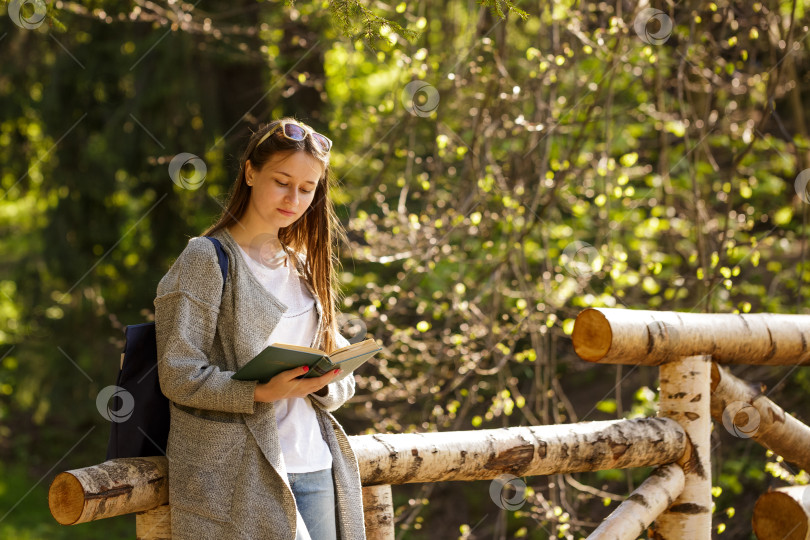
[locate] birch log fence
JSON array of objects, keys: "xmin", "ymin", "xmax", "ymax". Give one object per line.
[{"xmin": 47, "ymin": 307, "xmax": 810, "ymax": 539}]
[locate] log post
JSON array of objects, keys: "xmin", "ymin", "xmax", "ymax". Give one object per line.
[
  {"xmin": 752, "ymin": 486, "xmax": 810, "ymax": 540},
  {"xmin": 651, "ymin": 355, "xmax": 712, "ymax": 539},
  {"xmin": 588, "ymin": 464, "xmax": 685, "ymax": 540},
  {"xmin": 710, "ymin": 363, "xmax": 810, "ymax": 472},
  {"xmin": 136, "ymin": 504, "xmax": 172, "ymax": 539},
  {"xmin": 362, "ymin": 484, "xmax": 395, "ymax": 539}
]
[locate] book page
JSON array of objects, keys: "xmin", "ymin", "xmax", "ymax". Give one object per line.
[
  {"xmin": 268, "ymin": 342, "xmax": 326, "ymax": 355},
  {"xmin": 329, "ymin": 349, "xmax": 379, "ymax": 383},
  {"xmin": 328, "ymin": 338, "xmax": 380, "ymax": 363}
]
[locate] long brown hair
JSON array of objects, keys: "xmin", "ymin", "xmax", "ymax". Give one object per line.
[{"xmin": 202, "ymin": 117, "xmax": 348, "ymax": 354}]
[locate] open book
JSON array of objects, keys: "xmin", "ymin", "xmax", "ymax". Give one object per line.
[{"xmin": 231, "ymin": 338, "xmax": 382, "ymax": 384}]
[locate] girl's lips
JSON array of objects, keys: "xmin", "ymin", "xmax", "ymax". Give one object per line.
[{"xmin": 278, "ymin": 208, "xmax": 295, "ymax": 216}]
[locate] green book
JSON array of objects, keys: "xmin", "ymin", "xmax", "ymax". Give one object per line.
[{"xmin": 231, "ymin": 337, "xmax": 382, "ymax": 384}]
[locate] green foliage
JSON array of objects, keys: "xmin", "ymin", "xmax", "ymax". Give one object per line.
[
  {"xmin": 478, "ymin": 0, "xmax": 529, "ymax": 22},
  {"xmin": 324, "ymin": 0, "xmax": 420, "ymax": 45}
]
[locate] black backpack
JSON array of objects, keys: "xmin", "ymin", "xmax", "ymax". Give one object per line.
[{"xmin": 105, "ymin": 236, "xmax": 229, "ymax": 459}]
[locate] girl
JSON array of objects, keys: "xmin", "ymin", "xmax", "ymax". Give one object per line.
[{"xmin": 154, "ymin": 117, "xmax": 366, "ymax": 540}]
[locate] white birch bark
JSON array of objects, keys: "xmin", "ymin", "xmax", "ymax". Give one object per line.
[
  {"xmin": 573, "ymin": 307, "xmax": 810, "ymax": 365},
  {"xmin": 362, "ymin": 484, "xmax": 395, "ymax": 540},
  {"xmin": 48, "ymin": 456, "xmax": 167, "ymax": 525},
  {"xmin": 650, "ymin": 355, "xmax": 712, "ymax": 539},
  {"xmin": 49, "ymin": 418, "xmax": 686, "ymax": 523},
  {"xmin": 354, "ymin": 417, "xmax": 685, "ymax": 485},
  {"xmin": 710, "ymin": 363, "xmax": 810, "ymax": 472},
  {"xmin": 588, "ymin": 463, "xmax": 685, "ymax": 540}
]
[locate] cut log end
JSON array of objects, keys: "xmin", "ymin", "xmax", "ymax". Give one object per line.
[
  {"xmin": 572, "ymin": 308, "xmax": 612, "ymax": 362},
  {"xmin": 753, "ymin": 490, "xmax": 810, "ymax": 540},
  {"xmin": 48, "ymin": 472, "xmax": 84, "ymax": 525}
]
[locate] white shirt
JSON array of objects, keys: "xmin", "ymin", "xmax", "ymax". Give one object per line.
[{"xmin": 235, "ymin": 243, "xmax": 333, "ymax": 473}]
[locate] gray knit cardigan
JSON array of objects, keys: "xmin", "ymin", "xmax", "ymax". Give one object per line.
[{"xmin": 154, "ymin": 227, "xmax": 367, "ymax": 540}]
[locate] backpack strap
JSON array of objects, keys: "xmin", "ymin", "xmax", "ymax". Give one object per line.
[{"xmin": 204, "ymin": 236, "xmax": 229, "ymax": 293}]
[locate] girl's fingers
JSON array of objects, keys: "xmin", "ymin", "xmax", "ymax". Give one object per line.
[
  {"xmin": 316, "ymin": 368, "xmax": 340, "ymax": 384},
  {"xmin": 284, "ymin": 365, "xmax": 310, "ymax": 379},
  {"xmin": 278, "ymin": 366, "xmax": 339, "ymax": 394}
]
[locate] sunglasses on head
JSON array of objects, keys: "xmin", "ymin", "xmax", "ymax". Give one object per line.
[{"xmin": 255, "ymin": 120, "xmax": 332, "ymax": 153}]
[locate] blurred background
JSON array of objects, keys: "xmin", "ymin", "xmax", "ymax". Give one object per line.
[{"xmin": 1, "ymin": 0, "xmax": 809, "ymax": 538}]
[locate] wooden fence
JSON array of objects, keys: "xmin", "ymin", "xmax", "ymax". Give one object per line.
[{"xmin": 47, "ymin": 308, "xmax": 810, "ymax": 539}]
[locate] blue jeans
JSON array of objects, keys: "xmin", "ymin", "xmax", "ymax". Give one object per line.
[{"xmin": 287, "ymin": 468, "xmax": 337, "ymax": 540}]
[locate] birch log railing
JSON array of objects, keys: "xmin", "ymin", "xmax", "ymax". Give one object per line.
[
  {"xmin": 572, "ymin": 308, "xmax": 810, "ymax": 539},
  {"xmin": 47, "ymin": 307, "xmax": 810, "ymax": 539}
]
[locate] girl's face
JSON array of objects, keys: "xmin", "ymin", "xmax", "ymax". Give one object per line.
[{"xmin": 245, "ymin": 151, "xmax": 323, "ymax": 233}]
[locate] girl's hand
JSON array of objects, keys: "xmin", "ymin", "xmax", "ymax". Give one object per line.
[{"xmin": 253, "ymin": 365, "xmax": 341, "ymax": 403}]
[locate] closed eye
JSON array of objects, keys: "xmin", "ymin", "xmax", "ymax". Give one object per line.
[{"xmin": 276, "ymin": 180, "xmax": 313, "ymax": 193}]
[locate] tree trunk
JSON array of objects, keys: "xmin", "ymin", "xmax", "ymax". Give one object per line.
[
  {"xmin": 710, "ymin": 363, "xmax": 810, "ymax": 472},
  {"xmin": 651, "ymin": 355, "xmax": 712, "ymax": 539},
  {"xmin": 572, "ymin": 307, "xmax": 810, "ymax": 365},
  {"xmin": 753, "ymin": 486, "xmax": 810, "ymax": 540},
  {"xmin": 589, "ymin": 464, "xmax": 685, "ymax": 540}
]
